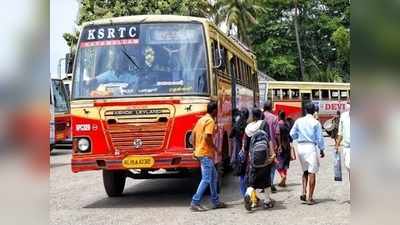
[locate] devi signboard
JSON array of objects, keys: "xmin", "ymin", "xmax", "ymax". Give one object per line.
[{"xmin": 313, "ymin": 100, "xmax": 348, "ymax": 114}]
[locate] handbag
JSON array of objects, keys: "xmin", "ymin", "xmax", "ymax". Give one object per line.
[{"xmin": 334, "ymin": 151, "xmax": 343, "ymax": 181}]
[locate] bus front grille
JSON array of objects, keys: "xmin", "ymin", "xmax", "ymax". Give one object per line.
[
  {"xmin": 104, "ymin": 108, "xmax": 171, "ymax": 152},
  {"xmin": 106, "ymin": 123, "xmax": 168, "ymax": 151}
]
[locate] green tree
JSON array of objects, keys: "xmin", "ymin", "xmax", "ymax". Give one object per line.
[
  {"xmin": 250, "ymin": 0, "xmax": 350, "ymax": 82},
  {"xmin": 213, "ymin": 0, "xmax": 265, "ymax": 45},
  {"xmin": 64, "ymin": 0, "xmax": 212, "ymax": 50}
]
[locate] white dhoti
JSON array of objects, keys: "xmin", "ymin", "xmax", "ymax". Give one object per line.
[{"xmin": 297, "ymin": 143, "xmax": 320, "ymax": 173}]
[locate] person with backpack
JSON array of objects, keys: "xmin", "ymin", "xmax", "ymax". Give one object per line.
[
  {"xmin": 276, "ymin": 111, "xmax": 295, "ymax": 187},
  {"xmin": 242, "ymin": 108, "xmax": 276, "ymax": 211},
  {"xmin": 290, "ymin": 102, "xmax": 325, "ymax": 205},
  {"xmin": 229, "ymin": 107, "xmax": 249, "ymax": 197}
]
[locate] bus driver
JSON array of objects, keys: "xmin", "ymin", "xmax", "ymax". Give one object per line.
[{"xmin": 88, "ymin": 48, "xmax": 139, "ymax": 97}]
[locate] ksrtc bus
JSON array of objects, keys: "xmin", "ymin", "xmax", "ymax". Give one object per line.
[
  {"xmin": 70, "ymin": 15, "xmax": 258, "ymax": 196},
  {"xmin": 50, "ymin": 79, "xmax": 72, "ymax": 151}
]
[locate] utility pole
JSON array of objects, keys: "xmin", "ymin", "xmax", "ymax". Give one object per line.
[{"xmin": 294, "ymin": 0, "xmax": 305, "ymax": 80}]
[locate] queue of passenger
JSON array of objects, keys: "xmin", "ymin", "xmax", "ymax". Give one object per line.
[{"xmin": 190, "ymin": 100, "xmax": 350, "ymax": 212}]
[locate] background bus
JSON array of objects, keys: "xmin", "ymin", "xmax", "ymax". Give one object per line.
[
  {"xmin": 69, "ymin": 15, "xmax": 258, "ymax": 197},
  {"xmin": 50, "ymin": 79, "xmax": 72, "ymax": 151},
  {"xmin": 259, "ymin": 81, "xmax": 350, "ymax": 124}
]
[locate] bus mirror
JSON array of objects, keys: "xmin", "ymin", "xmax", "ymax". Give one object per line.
[
  {"xmin": 213, "ymin": 48, "xmax": 226, "ymax": 70},
  {"xmin": 65, "ymin": 53, "xmax": 75, "ymax": 74}
]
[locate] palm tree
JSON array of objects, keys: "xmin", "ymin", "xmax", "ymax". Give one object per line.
[
  {"xmin": 213, "ymin": 0, "xmax": 265, "ymax": 46},
  {"xmin": 293, "ymin": 0, "xmax": 305, "ymax": 80}
]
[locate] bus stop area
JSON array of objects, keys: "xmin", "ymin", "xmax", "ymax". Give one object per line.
[{"xmin": 50, "ymin": 136, "xmax": 349, "ymax": 225}]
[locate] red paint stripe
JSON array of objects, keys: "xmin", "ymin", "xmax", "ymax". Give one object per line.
[{"xmin": 94, "ymin": 99, "xmax": 180, "ymax": 107}]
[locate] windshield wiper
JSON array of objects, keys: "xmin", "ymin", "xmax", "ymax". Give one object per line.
[
  {"xmin": 108, "ymin": 20, "xmax": 141, "ymax": 71},
  {"xmin": 120, "ymin": 47, "xmax": 140, "ymax": 70}
]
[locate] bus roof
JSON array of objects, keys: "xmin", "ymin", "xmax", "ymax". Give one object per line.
[
  {"xmin": 265, "ymin": 81, "xmax": 350, "ymax": 89},
  {"xmin": 81, "ymin": 15, "xmax": 256, "ymax": 67}
]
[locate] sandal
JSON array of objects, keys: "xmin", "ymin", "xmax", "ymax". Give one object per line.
[
  {"xmin": 262, "ymin": 200, "xmax": 274, "ymax": 209},
  {"xmin": 306, "ymin": 199, "xmax": 316, "ymax": 205},
  {"xmin": 244, "ymin": 195, "xmax": 252, "ymax": 211},
  {"xmin": 300, "ymin": 195, "xmax": 306, "ymax": 202}
]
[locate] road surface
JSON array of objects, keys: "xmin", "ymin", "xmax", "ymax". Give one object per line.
[{"xmin": 50, "ymin": 137, "xmax": 349, "ymax": 225}]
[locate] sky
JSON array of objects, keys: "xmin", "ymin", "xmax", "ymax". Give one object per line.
[{"xmin": 50, "ymin": 0, "xmax": 79, "ymax": 78}]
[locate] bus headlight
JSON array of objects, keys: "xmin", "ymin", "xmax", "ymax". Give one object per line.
[{"xmin": 77, "ymin": 138, "xmax": 90, "ymax": 152}]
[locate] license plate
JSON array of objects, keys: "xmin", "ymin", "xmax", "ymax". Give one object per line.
[{"xmin": 122, "ymin": 156, "xmax": 154, "ymax": 169}]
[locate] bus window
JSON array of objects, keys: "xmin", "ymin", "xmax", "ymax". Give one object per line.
[
  {"xmin": 301, "ymin": 93, "xmax": 311, "ymax": 101},
  {"xmin": 249, "ymin": 70, "xmax": 253, "ymax": 89},
  {"xmin": 247, "ymin": 66, "xmax": 252, "ymax": 88},
  {"xmin": 221, "ymin": 46, "xmax": 228, "ymax": 73},
  {"xmin": 331, "ymin": 90, "xmax": 339, "ymax": 100},
  {"xmin": 230, "ymin": 57, "xmax": 236, "ymax": 78},
  {"xmin": 291, "ymin": 89, "xmax": 300, "ymax": 99},
  {"xmin": 312, "ymin": 89, "xmax": 320, "ymax": 100},
  {"xmin": 239, "ymin": 60, "xmax": 244, "ymax": 85},
  {"xmin": 243, "ymin": 62, "xmax": 247, "ymax": 86},
  {"xmin": 321, "ymin": 90, "xmax": 329, "ymax": 99},
  {"xmin": 211, "ymin": 41, "xmax": 215, "ymax": 65},
  {"xmin": 340, "ymin": 90, "xmax": 348, "ymax": 100},
  {"xmin": 273, "ymin": 89, "xmax": 281, "ymax": 100},
  {"xmin": 237, "ymin": 58, "xmax": 243, "ymax": 84},
  {"xmin": 282, "ymin": 89, "xmax": 289, "ymax": 100},
  {"xmin": 243, "ymin": 63, "xmax": 247, "ymax": 86},
  {"xmin": 235, "ymin": 58, "xmax": 240, "ymax": 83}
]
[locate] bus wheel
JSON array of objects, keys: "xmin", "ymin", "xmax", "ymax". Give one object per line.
[{"xmin": 102, "ymin": 170, "xmax": 126, "ymax": 197}]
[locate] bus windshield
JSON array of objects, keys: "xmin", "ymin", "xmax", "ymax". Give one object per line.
[
  {"xmin": 51, "ymin": 79, "xmax": 69, "ymax": 113},
  {"xmin": 72, "ymin": 23, "xmax": 209, "ymax": 99}
]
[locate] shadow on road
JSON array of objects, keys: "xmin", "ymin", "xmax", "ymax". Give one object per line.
[
  {"xmin": 300, "ymin": 198, "xmax": 336, "ymax": 205},
  {"xmin": 83, "ymin": 174, "xmax": 242, "ymax": 209},
  {"xmin": 51, "ymin": 163, "xmax": 70, "ymax": 169},
  {"xmin": 246, "ymin": 200, "xmax": 287, "ymax": 213},
  {"xmin": 284, "ymin": 183, "xmax": 301, "ymax": 187}
]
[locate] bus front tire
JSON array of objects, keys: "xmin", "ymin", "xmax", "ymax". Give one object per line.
[{"xmin": 102, "ymin": 170, "xmax": 126, "ymax": 197}]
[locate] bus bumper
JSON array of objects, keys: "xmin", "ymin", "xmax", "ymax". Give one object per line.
[{"xmin": 71, "ymin": 152, "xmax": 200, "ymax": 173}]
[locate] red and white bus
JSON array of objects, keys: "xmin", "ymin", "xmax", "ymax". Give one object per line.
[
  {"xmin": 50, "ymin": 78, "xmax": 72, "ymax": 151},
  {"xmin": 259, "ymin": 81, "xmax": 350, "ymax": 124},
  {"xmin": 69, "ymin": 15, "xmax": 259, "ymax": 196}
]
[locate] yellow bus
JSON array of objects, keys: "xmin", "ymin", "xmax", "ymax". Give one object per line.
[
  {"xmin": 69, "ymin": 15, "xmax": 258, "ymax": 196},
  {"xmin": 259, "ymin": 80, "xmax": 350, "ymax": 123}
]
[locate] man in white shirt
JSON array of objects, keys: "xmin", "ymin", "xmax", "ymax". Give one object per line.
[
  {"xmin": 290, "ymin": 102, "xmax": 325, "ymax": 205},
  {"xmin": 336, "ymin": 103, "xmax": 351, "ymax": 179}
]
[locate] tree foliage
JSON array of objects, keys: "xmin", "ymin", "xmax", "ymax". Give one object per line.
[
  {"xmin": 213, "ymin": 0, "xmax": 265, "ymax": 45},
  {"xmin": 64, "ymin": 0, "xmax": 350, "ymax": 82},
  {"xmin": 250, "ymin": 0, "xmax": 350, "ymax": 82},
  {"xmin": 64, "ymin": 0, "xmax": 212, "ymax": 50}
]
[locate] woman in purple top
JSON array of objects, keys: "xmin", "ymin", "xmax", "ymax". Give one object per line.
[{"xmin": 276, "ymin": 111, "xmax": 293, "ymax": 187}]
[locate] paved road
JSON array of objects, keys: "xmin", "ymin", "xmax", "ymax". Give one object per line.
[{"xmin": 50, "ymin": 137, "xmax": 349, "ymax": 225}]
